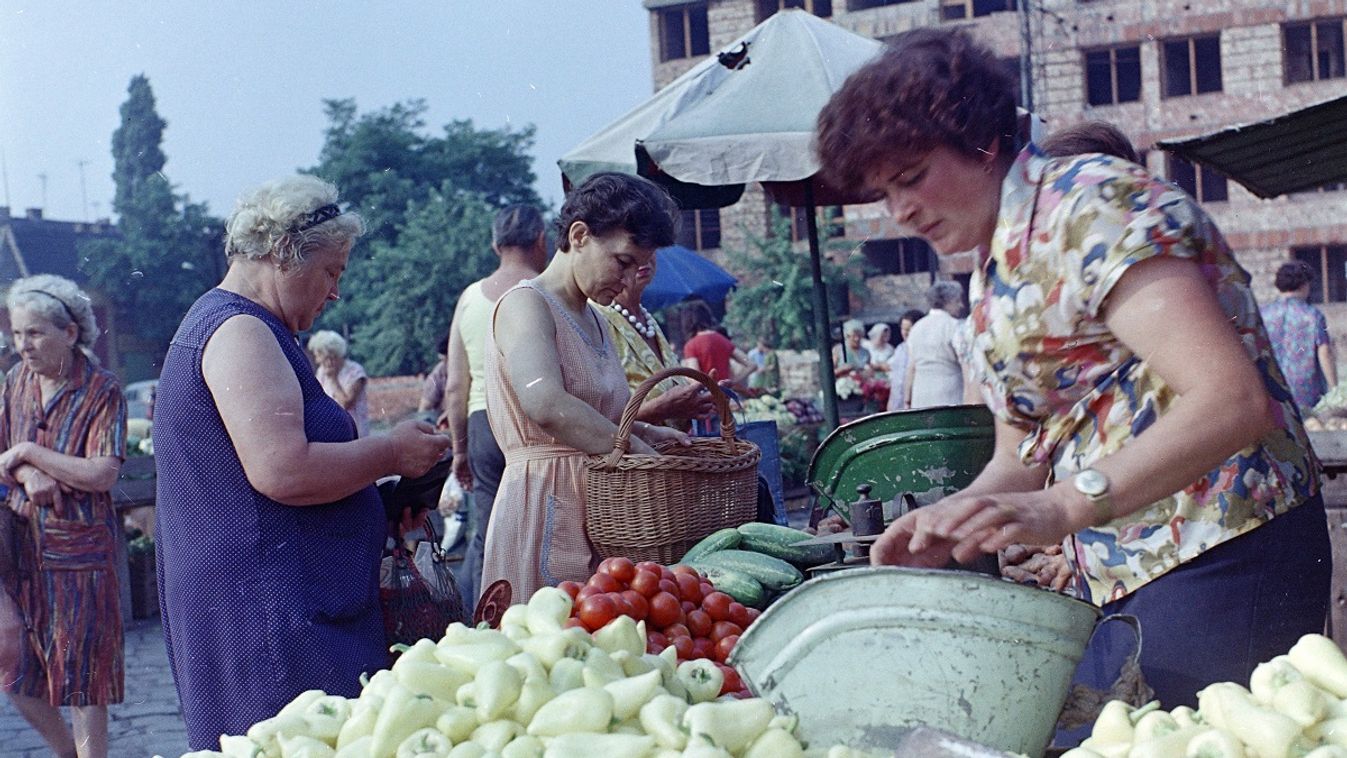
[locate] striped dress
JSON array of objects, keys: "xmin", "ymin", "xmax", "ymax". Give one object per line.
[{"xmin": 0, "ymin": 350, "xmax": 126, "ymax": 707}]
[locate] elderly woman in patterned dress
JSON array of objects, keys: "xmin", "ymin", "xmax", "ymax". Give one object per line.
[
  {"xmin": 817, "ymin": 27, "xmax": 1329, "ymax": 712},
  {"xmin": 0, "ymin": 274, "xmax": 125, "ymax": 758}
]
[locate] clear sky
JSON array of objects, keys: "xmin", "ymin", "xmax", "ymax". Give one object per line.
[{"xmin": 0, "ymin": 1, "xmax": 654, "ymax": 222}]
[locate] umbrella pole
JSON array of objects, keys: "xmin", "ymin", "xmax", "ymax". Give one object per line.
[{"xmin": 803, "ymin": 179, "xmax": 840, "ymax": 431}]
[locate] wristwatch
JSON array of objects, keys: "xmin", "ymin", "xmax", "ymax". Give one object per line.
[{"xmin": 1073, "ymin": 469, "xmax": 1114, "ymax": 527}]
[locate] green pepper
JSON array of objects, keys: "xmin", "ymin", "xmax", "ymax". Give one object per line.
[
  {"xmin": 592, "ymin": 615, "xmax": 644, "ymax": 658},
  {"xmin": 474, "ymin": 659, "xmax": 523, "ymax": 721},
  {"xmin": 547, "ymin": 657, "xmax": 585, "ymax": 693},
  {"xmin": 604, "ymin": 669, "xmax": 663, "ymax": 721},
  {"xmin": 742, "ymin": 727, "xmax": 805, "ymax": 758},
  {"xmin": 300, "ymin": 694, "xmax": 351, "ymax": 745},
  {"xmin": 432, "ymin": 705, "xmax": 478, "ymax": 744},
  {"xmin": 510, "ymin": 678, "xmax": 556, "ymax": 725},
  {"xmin": 1199, "ymin": 682, "xmax": 1307, "ymax": 758},
  {"xmin": 525, "ymin": 687, "xmax": 614, "ymax": 737},
  {"xmin": 370, "ymin": 684, "xmax": 444, "ymax": 757},
  {"xmin": 1183, "ymin": 728, "xmax": 1248, "ymax": 758},
  {"xmin": 244, "ymin": 713, "xmax": 309, "ymax": 756},
  {"xmin": 676, "ymin": 659, "xmax": 725, "ymax": 704},
  {"xmin": 277, "ymin": 690, "xmax": 327, "ymax": 720},
  {"xmin": 612, "ymin": 650, "xmax": 656, "ymax": 677},
  {"xmin": 499, "ymin": 603, "xmax": 530, "ymax": 632},
  {"xmin": 445, "ymin": 742, "xmax": 486, "ymax": 758},
  {"xmin": 639, "ymin": 693, "xmax": 689, "ymax": 750},
  {"xmin": 277, "ymin": 735, "xmax": 336, "ymax": 758},
  {"xmin": 393, "ymin": 727, "xmax": 451, "ymax": 758},
  {"xmin": 1087, "ymin": 700, "xmax": 1135, "ymax": 747},
  {"xmin": 335, "ymin": 694, "xmax": 384, "ymax": 750},
  {"xmin": 682, "ymin": 697, "xmax": 774, "ymax": 754},
  {"xmin": 1271, "ymin": 679, "xmax": 1328, "ymax": 727},
  {"xmin": 680, "ymin": 738, "xmax": 734, "ymax": 758},
  {"xmin": 434, "ymin": 639, "xmax": 521, "ymax": 676},
  {"xmin": 525, "ymin": 587, "xmax": 572, "ymax": 635},
  {"xmin": 469, "ymin": 718, "xmax": 523, "ymax": 752},
  {"xmin": 218, "ymin": 735, "xmax": 264, "ymax": 758},
  {"xmin": 499, "ymin": 734, "xmax": 544, "ymax": 758},
  {"xmin": 1290, "ymin": 634, "xmax": 1347, "ymax": 699},
  {"xmin": 396, "ymin": 660, "xmax": 473, "ymax": 704},
  {"xmin": 519, "ymin": 632, "xmax": 586, "ymax": 670},
  {"xmin": 581, "ymin": 646, "xmax": 625, "ymax": 687},
  {"xmin": 505, "ymin": 651, "xmax": 548, "ymax": 683},
  {"xmin": 331, "ymin": 735, "xmax": 371, "ymax": 758},
  {"xmin": 539, "ymin": 733, "xmax": 655, "ymax": 758}
]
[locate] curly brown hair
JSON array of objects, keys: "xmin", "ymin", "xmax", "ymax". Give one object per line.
[{"xmin": 815, "ymin": 27, "xmax": 1018, "ymax": 191}]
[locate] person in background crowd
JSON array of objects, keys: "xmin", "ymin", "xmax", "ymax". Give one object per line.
[
  {"xmin": 816, "ymin": 27, "xmax": 1328, "ymax": 713},
  {"xmin": 886, "ymin": 308, "xmax": 925, "ymax": 412},
  {"xmin": 418, "ymin": 330, "xmax": 450, "ymax": 424},
  {"xmin": 903, "ymin": 281, "xmax": 966, "ymax": 408},
  {"xmin": 1038, "ymin": 120, "xmax": 1142, "ymax": 165},
  {"xmin": 154, "ymin": 175, "xmax": 449, "ymax": 748},
  {"xmin": 1263, "ymin": 260, "xmax": 1338, "ymax": 414},
  {"xmin": 682, "ymin": 302, "xmax": 756, "ymax": 384},
  {"xmin": 481, "ymin": 173, "xmax": 690, "ymax": 600},
  {"xmin": 308, "ymin": 329, "xmax": 369, "ymax": 438},
  {"xmin": 600, "ymin": 256, "xmax": 714, "ymax": 427},
  {"xmin": 0, "ymin": 274, "xmax": 125, "ymax": 758},
  {"xmin": 832, "ymin": 319, "xmax": 871, "ymax": 378},
  {"xmin": 865, "ymin": 322, "xmax": 895, "ymax": 370},
  {"xmin": 747, "ymin": 335, "xmax": 781, "ymax": 395},
  {"xmin": 444, "ymin": 204, "xmax": 548, "ymax": 612}
]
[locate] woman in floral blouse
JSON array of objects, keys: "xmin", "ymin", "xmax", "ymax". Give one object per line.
[{"xmin": 816, "ymin": 28, "xmax": 1329, "ymax": 709}]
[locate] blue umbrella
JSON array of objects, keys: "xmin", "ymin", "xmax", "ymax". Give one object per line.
[{"xmin": 641, "ymin": 245, "xmax": 738, "ymax": 311}]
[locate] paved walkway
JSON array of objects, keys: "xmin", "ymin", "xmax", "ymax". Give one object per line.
[{"xmin": 0, "ymin": 616, "xmax": 189, "ymax": 758}]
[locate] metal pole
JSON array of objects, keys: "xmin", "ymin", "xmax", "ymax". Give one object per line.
[
  {"xmin": 803, "ymin": 178, "xmax": 839, "ymax": 431},
  {"xmin": 1018, "ymin": 0, "xmax": 1034, "ymax": 112}
]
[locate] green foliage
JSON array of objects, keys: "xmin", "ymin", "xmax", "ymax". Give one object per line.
[
  {"xmin": 723, "ymin": 211, "xmax": 862, "ymax": 351},
  {"xmin": 80, "ymin": 76, "xmax": 224, "ymax": 371},
  {"xmin": 350, "ymin": 182, "xmax": 497, "ymax": 375},
  {"xmin": 308, "ymin": 99, "xmax": 542, "ymax": 374}
]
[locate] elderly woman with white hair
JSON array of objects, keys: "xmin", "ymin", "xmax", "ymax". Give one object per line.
[
  {"xmin": 153, "ymin": 175, "xmax": 449, "ymax": 749},
  {"xmin": 865, "ymin": 322, "xmax": 895, "ymax": 369},
  {"xmin": 904, "ymin": 280, "xmax": 967, "ymax": 408},
  {"xmin": 832, "ymin": 318, "xmax": 872, "ymax": 377},
  {"xmin": 0, "ymin": 274, "xmax": 125, "ymax": 758},
  {"xmin": 308, "ymin": 329, "xmax": 369, "ymax": 437}
]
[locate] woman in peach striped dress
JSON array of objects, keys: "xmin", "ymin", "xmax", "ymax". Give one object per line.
[{"xmin": 480, "ymin": 174, "xmax": 689, "ymax": 601}]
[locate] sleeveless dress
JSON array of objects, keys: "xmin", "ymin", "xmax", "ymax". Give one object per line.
[
  {"xmin": 154, "ymin": 288, "xmax": 387, "ymax": 749},
  {"xmin": 480, "ymin": 282, "xmax": 630, "ymax": 601}
]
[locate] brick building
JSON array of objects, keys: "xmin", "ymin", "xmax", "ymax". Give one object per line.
[{"xmin": 643, "ymin": 0, "xmax": 1347, "ymax": 362}]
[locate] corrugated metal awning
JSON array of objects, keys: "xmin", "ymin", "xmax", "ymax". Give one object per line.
[
  {"xmin": 643, "ymin": 0, "xmax": 700, "ymax": 9},
  {"xmin": 1157, "ymin": 94, "xmax": 1347, "ymax": 199}
]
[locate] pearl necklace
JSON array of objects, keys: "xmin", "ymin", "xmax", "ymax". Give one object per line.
[{"xmin": 611, "ymin": 302, "xmax": 657, "ymax": 339}]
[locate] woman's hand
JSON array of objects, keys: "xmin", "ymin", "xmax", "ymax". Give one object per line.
[
  {"xmin": 14, "ymin": 468, "xmax": 63, "ymax": 519},
  {"xmin": 1000, "ymin": 543, "xmax": 1074, "ymax": 592},
  {"xmin": 636, "ymin": 422, "xmax": 692, "ymax": 451},
  {"xmin": 870, "ymin": 487, "xmax": 1086, "ymax": 568},
  {"xmin": 643, "ymin": 382, "xmax": 715, "ymax": 423},
  {"xmin": 387, "ymin": 420, "xmax": 451, "ymax": 478}
]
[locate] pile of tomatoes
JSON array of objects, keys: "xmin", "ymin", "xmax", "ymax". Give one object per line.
[{"xmin": 558, "ymin": 556, "xmax": 760, "ymax": 697}]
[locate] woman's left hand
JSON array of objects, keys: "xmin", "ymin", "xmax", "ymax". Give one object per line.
[
  {"xmin": 637, "ymin": 423, "xmax": 692, "ymax": 451},
  {"xmin": 871, "ymin": 488, "xmax": 1083, "ymax": 568},
  {"xmin": 0, "ymin": 442, "xmax": 33, "ymax": 477},
  {"xmin": 17, "ymin": 469, "xmax": 64, "ymax": 518}
]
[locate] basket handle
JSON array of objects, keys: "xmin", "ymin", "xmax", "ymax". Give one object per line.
[{"xmin": 604, "ymin": 366, "xmax": 737, "ymax": 467}]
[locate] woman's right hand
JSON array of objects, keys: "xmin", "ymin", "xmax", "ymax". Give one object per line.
[
  {"xmin": 14, "ymin": 468, "xmax": 63, "ymax": 519},
  {"xmin": 387, "ymin": 420, "xmax": 452, "ymax": 478},
  {"xmin": 647, "ymin": 382, "xmax": 715, "ymax": 422}
]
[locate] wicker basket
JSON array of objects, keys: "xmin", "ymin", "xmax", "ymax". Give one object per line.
[{"xmin": 586, "ymin": 367, "xmax": 761, "ymax": 563}]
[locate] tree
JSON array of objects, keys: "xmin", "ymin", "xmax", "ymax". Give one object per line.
[
  {"xmin": 723, "ymin": 211, "xmax": 863, "ymax": 352},
  {"xmin": 79, "ymin": 76, "xmax": 223, "ymax": 375},
  {"xmin": 308, "ymin": 99, "xmax": 542, "ymax": 373},
  {"xmin": 350, "ymin": 182, "xmax": 497, "ymax": 375}
]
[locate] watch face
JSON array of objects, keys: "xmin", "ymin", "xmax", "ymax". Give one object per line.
[{"xmin": 1076, "ymin": 469, "xmax": 1109, "ymax": 496}]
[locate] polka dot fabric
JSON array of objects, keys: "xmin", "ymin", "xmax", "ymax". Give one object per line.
[{"xmin": 154, "ymin": 288, "xmax": 387, "ymax": 749}]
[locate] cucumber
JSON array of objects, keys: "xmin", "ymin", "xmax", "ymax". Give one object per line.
[
  {"xmin": 696, "ymin": 549, "xmax": 803, "ymax": 591},
  {"xmin": 680, "ymin": 527, "xmax": 742, "ymax": 565},
  {"xmin": 736, "ymin": 522, "xmax": 835, "ymax": 567},
  {"xmin": 691, "ymin": 564, "xmax": 767, "ymax": 609}
]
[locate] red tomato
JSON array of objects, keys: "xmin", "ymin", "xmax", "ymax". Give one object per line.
[
  {"xmin": 685, "ymin": 609, "xmax": 713, "ymax": 638},
  {"xmin": 710, "ymin": 621, "xmax": 743, "ymax": 644},
  {"xmin": 745, "ymin": 607, "xmax": 762, "ymax": 623},
  {"xmin": 610, "ymin": 591, "xmax": 635, "ymax": 619},
  {"xmin": 586, "ymin": 572, "xmax": 621, "ymax": 594},
  {"xmin": 702, "ymin": 592, "xmax": 734, "ymax": 622},
  {"xmin": 680, "ymin": 600, "xmax": 697, "ymax": 614},
  {"xmin": 721, "ymin": 665, "xmax": 743, "ymax": 693},
  {"xmin": 669, "ymin": 635, "xmax": 694, "ymax": 660},
  {"xmin": 669, "ymin": 564, "xmax": 700, "ymax": 578},
  {"xmin": 576, "ymin": 585, "xmax": 604, "ymax": 603},
  {"xmin": 562, "ymin": 617, "xmax": 586, "ymax": 630},
  {"xmin": 727, "ymin": 601, "xmax": 750, "ymax": 628},
  {"xmin": 647, "ymin": 630, "xmax": 669, "ymax": 650},
  {"xmin": 557, "ymin": 581, "xmax": 582, "ymax": 600},
  {"xmin": 715, "ymin": 634, "xmax": 739, "ymax": 662},
  {"xmin": 647, "ymin": 592, "xmax": 681, "ymax": 628},
  {"xmin": 599, "ymin": 557, "xmax": 637, "ymax": 584},
  {"xmin": 635, "ymin": 560, "xmax": 663, "ymax": 575},
  {"xmin": 699, "ymin": 581, "xmax": 716, "ymax": 599},
  {"xmin": 660, "ymin": 566, "xmax": 676, "ymax": 583},
  {"xmin": 690, "ymin": 637, "xmax": 714, "ymax": 660},
  {"xmin": 658, "ymin": 579, "xmax": 678, "ymax": 595},
  {"xmin": 663, "ymin": 622, "xmax": 691, "ymax": 640},
  {"xmin": 578, "ymin": 594, "xmax": 618, "ymax": 631},
  {"xmin": 621, "ymin": 590, "xmax": 649, "ymax": 621},
  {"xmin": 629, "ymin": 570, "xmax": 662, "ymax": 598},
  {"xmin": 675, "ymin": 574, "xmax": 703, "ymax": 603}
]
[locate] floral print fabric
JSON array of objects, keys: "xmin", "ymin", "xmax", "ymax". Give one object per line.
[
  {"xmin": 968, "ymin": 145, "xmax": 1319, "ymax": 605},
  {"xmin": 1262, "ymin": 297, "xmax": 1332, "ymax": 412}
]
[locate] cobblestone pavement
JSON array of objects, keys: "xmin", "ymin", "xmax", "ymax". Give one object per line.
[{"xmin": 0, "ymin": 616, "xmax": 189, "ymax": 758}]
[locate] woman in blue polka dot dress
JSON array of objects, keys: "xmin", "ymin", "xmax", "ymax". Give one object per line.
[{"xmin": 153, "ymin": 176, "xmax": 449, "ymax": 749}]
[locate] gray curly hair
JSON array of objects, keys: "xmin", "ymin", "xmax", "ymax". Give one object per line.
[
  {"xmin": 6, "ymin": 274, "xmax": 100, "ymax": 358},
  {"xmin": 306, "ymin": 329, "xmax": 348, "ymax": 359},
  {"xmin": 927, "ymin": 280, "xmax": 965, "ymax": 311},
  {"xmin": 224, "ymin": 175, "xmax": 365, "ymax": 269}
]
